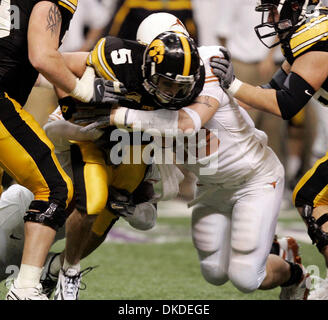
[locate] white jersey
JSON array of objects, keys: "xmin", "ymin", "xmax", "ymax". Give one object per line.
[{"xmin": 177, "ymin": 46, "xmax": 284, "ymax": 187}]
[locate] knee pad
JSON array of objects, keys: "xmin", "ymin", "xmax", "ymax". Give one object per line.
[
  {"xmin": 23, "ymin": 200, "xmax": 67, "ymax": 231},
  {"xmin": 199, "ymin": 250, "xmax": 229, "ymax": 286},
  {"xmin": 228, "ymin": 260, "xmax": 264, "ymax": 293},
  {"xmin": 301, "ymin": 205, "xmax": 328, "ymax": 252},
  {"xmin": 192, "ymin": 206, "xmax": 225, "ymax": 252}
]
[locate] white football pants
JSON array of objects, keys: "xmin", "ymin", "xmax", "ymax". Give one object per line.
[{"xmin": 192, "ymin": 173, "xmax": 284, "ymax": 293}]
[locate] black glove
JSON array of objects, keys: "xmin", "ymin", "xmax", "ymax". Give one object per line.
[
  {"xmin": 210, "ymin": 47, "xmax": 235, "ymax": 90},
  {"xmin": 58, "ymin": 96, "xmax": 77, "ymax": 120},
  {"xmin": 89, "ymin": 78, "xmax": 129, "ymax": 105}
]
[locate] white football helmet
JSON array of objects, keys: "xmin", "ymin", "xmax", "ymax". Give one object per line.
[{"xmin": 136, "ymin": 12, "xmax": 190, "ymax": 45}]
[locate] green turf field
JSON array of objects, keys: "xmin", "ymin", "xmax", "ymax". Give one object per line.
[{"xmin": 0, "ymin": 208, "xmax": 326, "ymax": 300}]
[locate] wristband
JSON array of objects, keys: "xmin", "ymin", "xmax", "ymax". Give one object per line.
[
  {"xmin": 113, "ymin": 107, "xmax": 129, "ymax": 128},
  {"xmin": 181, "ymin": 107, "xmax": 202, "ymax": 133},
  {"xmin": 227, "ymin": 78, "xmax": 243, "ymax": 96},
  {"xmin": 70, "ymin": 66, "xmax": 95, "ymax": 103}
]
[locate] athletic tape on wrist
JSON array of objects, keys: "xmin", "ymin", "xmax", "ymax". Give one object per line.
[
  {"xmin": 227, "ymin": 78, "xmax": 243, "ymax": 96},
  {"xmin": 70, "ymin": 66, "xmax": 95, "ymax": 102},
  {"xmin": 113, "ymin": 107, "xmax": 128, "ymax": 128},
  {"xmin": 181, "ymin": 107, "xmax": 202, "ymax": 133}
]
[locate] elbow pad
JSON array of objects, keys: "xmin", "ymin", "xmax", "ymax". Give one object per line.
[
  {"xmin": 261, "ymin": 67, "xmax": 288, "ymax": 90},
  {"xmin": 276, "ymin": 72, "xmax": 315, "ymax": 120}
]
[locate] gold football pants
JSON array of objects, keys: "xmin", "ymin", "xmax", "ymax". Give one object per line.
[
  {"xmin": 293, "ymin": 151, "xmax": 328, "ymax": 207},
  {"xmin": 70, "ymin": 141, "xmax": 149, "ymax": 236},
  {"xmin": 0, "ymin": 92, "xmax": 73, "ymax": 208}
]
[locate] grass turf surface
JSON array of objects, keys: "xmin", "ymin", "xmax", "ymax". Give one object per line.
[{"xmin": 0, "ymin": 216, "xmax": 325, "ymax": 300}]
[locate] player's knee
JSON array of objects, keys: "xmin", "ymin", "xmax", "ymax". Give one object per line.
[
  {"xmin": 228, "ymin": 260, "xmax": 263, "ymax": 293},
  {"xmin": 200, "ymin": 260, "xmax": 228, "ymax": 286},
  {"xmin": 24, "ymin": 200, "xmax": 68, "ymax": 231},
  {"xmin": 198, "ymin": 250, "xmax": 228, "ymax": 286}
]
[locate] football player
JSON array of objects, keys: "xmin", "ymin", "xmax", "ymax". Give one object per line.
[
  {"xmin": 210, "ymin": 0, "xmax": 328, "ymax": 286},
  {"xmin": 0, "ymin": 108, "xmax": 160, "ymax": 297},
  {"xmin": 0, "ymin": 0, "xmax": 77, "ymax": 300},
  {"xmin": 38, "ymin": 30, "xmax": 203, "ymax": 300},
  {"xmin": 105, "ymin": 14, "xmax": 312, "ymax": 299}
]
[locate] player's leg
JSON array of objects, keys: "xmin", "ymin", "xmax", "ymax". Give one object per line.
[
  {"xmin": 191, "ymin": 204, "xmax": 231, "ymax": 286},
  {"xmin": 0, "ymin": 185, "xmax": 34, "ymax": 282},
  {"xmin": 228, "ymin": 175, "xmax": 310, "ymax": 299},
  {"xmin": 0, "ymin": 94, "xmax": 73, "ymax": 299},
  {"xmin": 54, "ymin": 141, "xmax": 109, "ymax": 300},
  {"xmin": 293, "ymin": 152, "xmax": 328, "ymax": 272}
]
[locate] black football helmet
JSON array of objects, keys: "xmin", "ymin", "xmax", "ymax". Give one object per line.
[
  {"xmin": 142, "ymin": 31, "xmax": 201, "ymax": 110},
  {"xmin": 254, "ymin": 0, "xmax": 321, "ymax": 48}
]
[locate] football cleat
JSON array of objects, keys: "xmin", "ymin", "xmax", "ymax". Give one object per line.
[
  {"xmin": 6, "ymin": 281, "xmax": 48, "ymax": 300},
  {"xmin": 40, "ymin": 252, "xmax": 60, "ymax": 298},
  {"xmin": 54, "ymin": 266, "xmax": 95, "ymax": 300},
  {"xmin": 308, "ymin": 277, "xmax": 328, "ymax": 300},
  {"xmin": 276, "ymin": 236, "xmax": 311, "ymax": 300},
  {"xmin": 279, "ymin": 265, "xmax": 311, "ymax": 300}
]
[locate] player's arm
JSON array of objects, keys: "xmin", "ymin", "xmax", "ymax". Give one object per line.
[
  {"xmin": 28, "ymin": 1, "xmax": 77, "ymax": 93},
  {"xmin": 210, "ymin": 48, "xmax": 328, "ymax": 120},
  {"xmin": 28, "ymin": 3, "xmax": 120, "ymax": 104},
  {"xmin": 110, "ymin": 95, "xmax": 219, "ymax": 135}
]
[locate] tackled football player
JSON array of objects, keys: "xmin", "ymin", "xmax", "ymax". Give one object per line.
[
  {"xmin": 210, "ymin": 0, "xmax": 328, "ymax": 282},
  {"xmin": 38, "ymin": 29, "xmax": 204, "ymax": 299}
]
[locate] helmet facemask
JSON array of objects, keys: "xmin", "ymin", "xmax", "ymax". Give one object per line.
[
  {"xmin": 146, "ymin": 72, "xmax": 196, "ymax": 109},
  {"xmin": 254, "ymin": 0, "xmax": 309, "ymax": 48}
]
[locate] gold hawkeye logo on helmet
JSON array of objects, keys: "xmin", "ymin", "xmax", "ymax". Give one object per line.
[{"xmin": 149, "ymin": 39, "xmax": 165, "ymax": 64}]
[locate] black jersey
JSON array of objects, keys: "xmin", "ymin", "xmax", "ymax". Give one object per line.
[
  {"xmin": 281, "ymin": 8, "xmax": 328, "ymax": 105},
  {"xmin": 0, "ymin": 0, "xmax": 77, "ymax": 105},
  {"xmin": 87, "ymin": 36, "xmax": 205, "ymax": 111}
]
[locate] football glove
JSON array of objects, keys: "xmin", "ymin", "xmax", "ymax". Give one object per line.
[
  {"xmin": 210, "ymin": 47, "xmax": 235, "ymax": 90},
  {"xmin": 70, "ymin": 66, "xmax": 129, "ymax": 105},
  {"xmin": 90, "ymin": 78, "xmax": 129, "ymax": 105},
  {"xmin": 58, "ymin": 96, "xmax": 76, "ymax": 121}
]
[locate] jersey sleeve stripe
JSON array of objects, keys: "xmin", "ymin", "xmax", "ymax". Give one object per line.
[
  {"xmin": 290, "ymin": 16, "xmax": 328, "ymax": 56},
  {"xmin": 292, "ymin": 34, "xmax": 328, "ymax": 57},
  {"xmin": 205, "ymin": 79, "xmax": 219, "ymax": 84},
  {"xmin": 99, "ymin": 39, "xmax": 118, "ymax": 81},
  {"xmin": 87, "ymin": 38, "xmax": 117, "ymax": 81},
  {"xmin": 58, "ymin": 0, "xmax": 77, "ymax": 14}
]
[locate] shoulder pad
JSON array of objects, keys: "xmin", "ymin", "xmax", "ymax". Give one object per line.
[{"xmin": 290, "ymin": 14, "xmax": 328, "ymax": 58}]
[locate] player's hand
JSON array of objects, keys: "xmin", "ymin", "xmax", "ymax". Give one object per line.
[
  {"xmin": 90, "ymin": 78, "xmax": 128, "ymax": 105},
  {"xmin": 210, "ymin": 47, "xmax": 235, "ymax": 89},
  {"xmin": 70, "ymin": 66, "xmax": 129, "ymax": 105}
]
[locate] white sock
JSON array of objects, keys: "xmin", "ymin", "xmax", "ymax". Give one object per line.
[
  {"xmin": 49, "ymin": 255, "xmax": 62, "ymax": 276},
  {"xmin": 63, "ymin": 258, "xmax": 80, "ymax": 272},
  {"xmin": 15, "ymin": 264, "xmax": 42, "ymax": 288}
]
